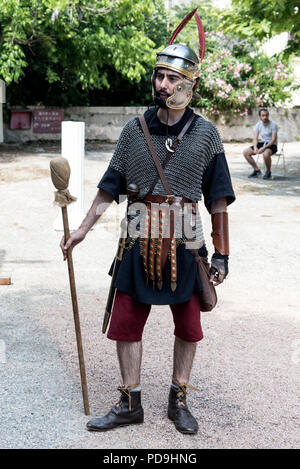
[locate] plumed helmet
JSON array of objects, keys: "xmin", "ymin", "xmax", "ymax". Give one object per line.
[{"xmin": 152, "ymin": 8, "xmax": 205, "ymax": 110}]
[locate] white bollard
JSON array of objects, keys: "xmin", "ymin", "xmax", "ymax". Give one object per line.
[{"xmin": 53, "ymin": 121, "xmax": 85, "ymax": 231}]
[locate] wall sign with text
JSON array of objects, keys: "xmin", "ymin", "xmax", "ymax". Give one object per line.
[{"xmin": 33, "ymin": 109, "xmax": 64, "ymax": 133}]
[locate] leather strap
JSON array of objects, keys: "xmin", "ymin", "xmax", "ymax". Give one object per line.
[
  {"xmin": 139, "ymin": 115, "xmax": 173, "ymax": 195},
  {"xmin": 143, "ymin": 194, "xmax": 192, "ymax": 205},
  {"xmin": 139, "ymin": 112, "xmax": 195, "ymax": 195}
]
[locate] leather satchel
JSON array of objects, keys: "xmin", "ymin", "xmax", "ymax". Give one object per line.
[
  {"xmin": 189, "ymin": 249, "xmax": 217, "ymax": 312},
  {"xmin": 139, "ymin": 114, "xmax": 217, "ymax": 312}
]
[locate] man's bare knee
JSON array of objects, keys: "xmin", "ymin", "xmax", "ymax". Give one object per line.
[
  {"xmin": 263, "ymin": 149, "xmax": 272, "ymax": 158},
  {"xmin": 243, "ymin": 148, "xmax": 253, "ymax": 158}
]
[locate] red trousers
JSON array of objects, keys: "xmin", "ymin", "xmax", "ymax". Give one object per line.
[{"xmin": 107, "ymin": 290, "xmax": 203, "ymax": 343}]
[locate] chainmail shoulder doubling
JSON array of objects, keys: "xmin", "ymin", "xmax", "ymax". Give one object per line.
[
  {"xmin": 109, "ymin": 114, "xmax": 224, "ymax": 248},
  {"xmin": 110, "ymin": 114, "xmax": 223, "ymax": 200}
]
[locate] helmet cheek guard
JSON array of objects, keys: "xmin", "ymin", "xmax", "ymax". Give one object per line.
[{"xmin": 166, "ymin": 78, "xmax": 194, "ymax": 110}]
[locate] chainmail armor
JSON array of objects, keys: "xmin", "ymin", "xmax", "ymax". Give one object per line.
[{"xmin": 110, "ymin": 114, "xmax": 224, "ymax": 248}]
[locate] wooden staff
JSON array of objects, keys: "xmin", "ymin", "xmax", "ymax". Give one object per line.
[
  {"xmin": 50, "ymin": 157, "xmax": 90, "ymax": 415},
  {"xmin": 62, "ymin": 206, "xmax": 90, "ymax": 415}
]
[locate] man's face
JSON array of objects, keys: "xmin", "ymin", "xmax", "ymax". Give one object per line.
[
  {"xmin": 154, "ymin": 68, "xmax": 184, "ymax": 100},
  {"xmin": 260, "ymin": 111, "xmax": 269, "ymax": 124}
]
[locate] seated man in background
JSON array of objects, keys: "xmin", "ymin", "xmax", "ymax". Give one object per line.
[{"xmin": 243, "ymin": 108, "xmax": 278, "ymax": 180}]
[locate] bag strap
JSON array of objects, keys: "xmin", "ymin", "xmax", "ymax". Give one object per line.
[
  {"xmin": 139, "ymin": 115, "xmax": 172, "ymax": 195},
  {"xmin": 139, "ymin": 112, "xmax": 195, "ymax": 195}
]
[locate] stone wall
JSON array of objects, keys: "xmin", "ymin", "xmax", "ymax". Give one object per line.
[
  {"xmin": 3, "ymin": 105, "xmax": 300, "ymax": 143},
  {"xmin": 213, "ymin": 107, "xmax": 300, "ymax": 142}
]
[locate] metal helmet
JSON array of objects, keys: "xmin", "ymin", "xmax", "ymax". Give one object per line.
[
  {"xmin": 155, "ymin": 43, "xmax": 200, "ymax": 80},
  {"xmin": 152, "ymin": 8, "xmax": 205, "ymax": 110}
]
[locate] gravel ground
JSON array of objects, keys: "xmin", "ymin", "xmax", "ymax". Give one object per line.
[{"xmin": 0, "ymin": 141, "xmax": 299, "ymax": 449}]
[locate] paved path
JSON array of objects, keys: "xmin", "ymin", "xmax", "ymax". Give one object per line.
[{"xmin": 0, "ymin": 141, "xmax": 299, "ymax": 449}]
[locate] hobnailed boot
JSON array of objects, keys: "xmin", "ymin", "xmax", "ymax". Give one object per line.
[
  {"xmin": 86, "ymin": 385, "xmax": 144, "ymax": 432},
  {"xmin": 168, "ymin": 380, "xmax": 199, "ymax": 434}
]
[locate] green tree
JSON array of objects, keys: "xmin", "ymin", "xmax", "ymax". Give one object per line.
[
  {"xmin": 219, "ymin": 0, "xmax": 300, "ymax": 56},
  {"xmin": 168, "ymin": 1, "xmax": 295, "ymax": 115},
  {"xmin": 0, "ymin": 0, "xmax": 167, "ymax": 106}
]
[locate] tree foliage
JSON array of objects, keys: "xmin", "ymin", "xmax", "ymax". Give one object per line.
[
  {"xmin": 0, "ymin": 0, "xmax": 297, "ymax": 109},
  {"xmin": 0, "ymin": 0, "xmax": 167, "ymax": 105},
  {"xmin": 170, "ymin": 1, "xmax": 295, "ymax": 115},
  {"xmin": 219, "ymin": 0, "xmax": 300, "ymax": 57}
]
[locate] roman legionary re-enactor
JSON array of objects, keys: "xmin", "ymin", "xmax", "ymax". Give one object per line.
[{"xmin": 60, "ymin": 8, "xmax": 235, "ymax": 435}]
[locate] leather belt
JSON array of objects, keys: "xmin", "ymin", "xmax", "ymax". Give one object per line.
[{"xmin": 143, "ymin": 194, "xmax": 192, "ymax": 205}]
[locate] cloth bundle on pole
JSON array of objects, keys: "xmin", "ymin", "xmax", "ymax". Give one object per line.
[
  {"xmin": 50, "ymin": 157, "xmax": 90, "ymax": 415},
  {"xmin": 50, "ymin": 157, "xmax": 77, "ymax": 207}
]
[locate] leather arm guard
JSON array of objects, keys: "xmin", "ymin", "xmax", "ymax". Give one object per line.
[{"xmin": 211, "ymin": 212, "xmax": 229, "ymax": 255}]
